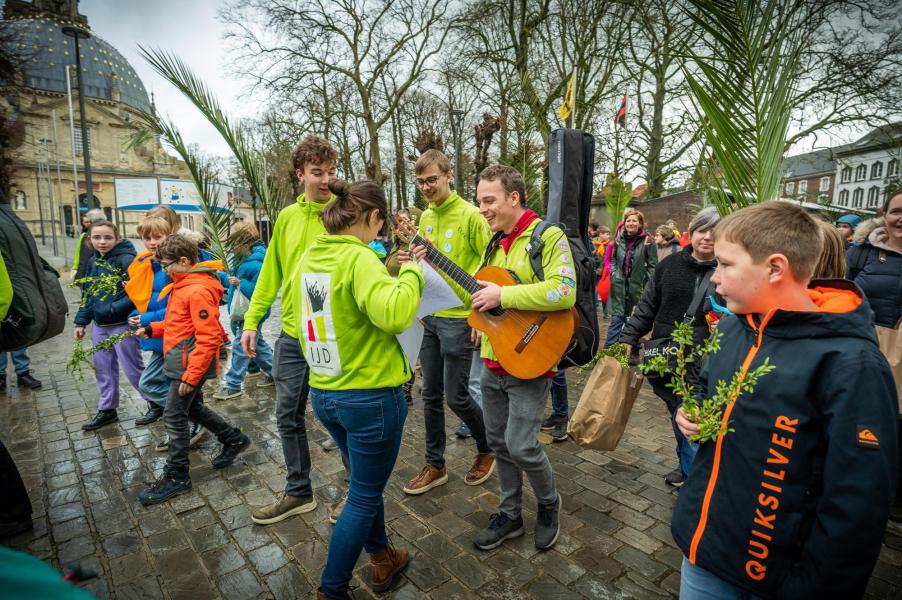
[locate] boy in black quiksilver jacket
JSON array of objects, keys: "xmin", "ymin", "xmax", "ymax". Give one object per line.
[{"xmin": 672, "ymin": 202, "xmax": 897, "ymax": 599}]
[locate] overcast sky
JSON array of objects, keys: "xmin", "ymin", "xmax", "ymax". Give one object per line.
[{"xmin": 80, "ymin": 0, "xmax": 251, "ymax": 156}]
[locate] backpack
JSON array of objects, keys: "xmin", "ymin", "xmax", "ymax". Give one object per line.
[
  {"xmin": 846, "ymin": 243, "xmax": 876, "ymax": 280},
  {"xmin": 0, "ymin": 202, "xmax": 68, "ymax": 351}
]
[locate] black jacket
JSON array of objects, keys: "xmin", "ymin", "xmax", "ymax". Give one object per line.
[
  {"xmin": 74, "ymin": 239, "xmax": 137, "ymax": 327},
  {"xmin": 619, "ymin": 246, "xmax": 717, "ymax": 347},
  {"xmin": 672, "ymin": 279, "xmax": 898, "ymax": 599},
  {"xmin": 847, "ymin": 221, "xmax": 902, "ymax": 328}
]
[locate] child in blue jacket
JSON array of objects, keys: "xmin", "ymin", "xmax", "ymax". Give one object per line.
[{"xmin": 213, "ymin": 223, "xmax": 274, "ymax": 400}]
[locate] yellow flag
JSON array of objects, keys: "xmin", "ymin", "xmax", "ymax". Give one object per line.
[{"xmin": 559, "ymin": 71, "xmax": 576, "ymax": 121}]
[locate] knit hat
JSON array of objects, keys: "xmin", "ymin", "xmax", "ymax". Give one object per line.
[{"xmin": 836, "ymin": 214, "xmax": 862, "ymax": 229}]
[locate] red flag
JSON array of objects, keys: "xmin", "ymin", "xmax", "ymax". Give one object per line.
[{"xmin": 615, "ymin": 95, "xmax": 627, "ymax": 127}]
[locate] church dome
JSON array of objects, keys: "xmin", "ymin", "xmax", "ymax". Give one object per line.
[{"xmin": 2, "ymin": 15, "xmax": 151, "ymax": 113}]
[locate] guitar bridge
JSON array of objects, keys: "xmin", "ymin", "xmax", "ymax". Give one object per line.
[{"xmin": 515, "ymin": 314, "xmax": 547, "ymax": 353}]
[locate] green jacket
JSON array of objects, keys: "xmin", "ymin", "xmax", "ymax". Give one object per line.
[
  {"xmin": 244, "ymin": 193, "xmax": 330, "ymax": 337},
  {"xmin": 479, "ymin": 218, "xmax": 576, "ymax": 363},
  {"xmin": 419, "ymin": 192, "xmax": 492, "ymax": 318},
  {"xmin": 0, "ymin": 254, "xmax": 10, "ymax": 320},
  {"xmin": 292, "ymin": 234, "xmax": 424, "ymax": 390},
  {"xmin": 608, "ymin": 230, "xmax": 657, "ymax": 316}
]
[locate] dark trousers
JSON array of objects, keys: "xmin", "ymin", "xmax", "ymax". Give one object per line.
[
  {"xmin": 164, "ymin": 381, "xmax": 240, "ymax": 475},
  {"xmin": 273, "ymin": 331, "xmax": 315, "ymax": 497},
  {"xmin": 0, "ymin": 438, "xmax": 31, "ymax": 523},
  {"xmin": 550, "ymin": 369, "xmax": 568, "ymax": 418},
  {"xmin": 420, "ymin": 316, "xmax": 490, "ymax": 469}
]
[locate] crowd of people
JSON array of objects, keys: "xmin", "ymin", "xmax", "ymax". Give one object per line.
[{"xmin": 1, "ymin": 134, "xmax": 901, "ymax": 600}]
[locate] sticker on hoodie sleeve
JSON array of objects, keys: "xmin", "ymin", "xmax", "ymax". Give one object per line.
[
  {"xmin": 299, "ymin": 273, "xmax": 342, "ymax": 376},
  {"xmin": 443, "ymin": 242, "xmax": 452, "ymax": 253},
  {"xmin": 558, "ymin": 240, "xmax": 570, "ymax": 252},
  {"xmin": 559, "ymin": 254, "xmax": 571, "ymax": 264},
  {"xmin": 198, "ymin": 309, "xmax": 209, "ymax": 320},
  {"xmin": 561, "ymin": 277, "xmax": 576, "ymax": 288},
  {"xmin": 558, "ymin": 284, "xmax": 572, "ymax": 298},
  {"xmin": 426, "ymin": 225, "xmax": 433, "ymax": 235},
  {"xmin": 558, "ymin": 266, "xmax": 574, "ymax": 278},
  {"xmin": 546, "ymin": 289, "xmax": 561, "ymax": 303},
  {"xmin": 445, "ymin": 229, "xmax": 454, "ymax": 239}
]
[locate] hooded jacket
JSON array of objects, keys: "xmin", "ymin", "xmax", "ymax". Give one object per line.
[
  {"xmin": 149, "ymin": 266, "xmax": 224, "ymax": 387},
  {"xmin": 847, "ymin": 218, "xmax": 902, "ymax": 328},
  {"xmin": 419, "ymin": 192, "xmax": 493, "ymax": 318},
  {"xmin": 125, "ymin": 252, "xmax": 170, "ymax": 353},
  {"xmin": 227, "ymin": 241, "xmax": 267, "ymax": 315},
  {"xmin": 605, "ymin": 226, "xmax": 657, "ymax": 316},
  {"xmin": 619, "ymin": 245, "xmax": 718, "ymax": 348},
  {"xmin": 672, "ymin": 280, "xmax": 898, "ymax": 598},
  {"xmin": 74, "ymin": 239, "xmax": 137, "ymax": 327},
  {"xmin": 244, "ymin": 194, "xmax": 330, "ymax": 337},
  {"xmin": 292, "ymin": 234, "xmax": 423, "ymax": 390}
]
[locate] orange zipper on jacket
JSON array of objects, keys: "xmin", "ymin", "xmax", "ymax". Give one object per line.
[{"xmin": 688, "ymin": 311, "xmax": 775, "ymax": 564}]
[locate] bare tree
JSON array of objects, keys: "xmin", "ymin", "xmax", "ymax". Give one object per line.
[{"xmin": 222, "ymin": 0, "xmax": 452, "ymax": 185}]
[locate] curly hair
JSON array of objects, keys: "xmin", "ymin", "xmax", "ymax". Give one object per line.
[{"xmin": 292, "ymin": 135, "xmax": 338, "ymax": 174}]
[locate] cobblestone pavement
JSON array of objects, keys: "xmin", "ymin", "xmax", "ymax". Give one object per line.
[{"xmin": 2, "ymin": 288, "xmax": 901, "ymax": 599}]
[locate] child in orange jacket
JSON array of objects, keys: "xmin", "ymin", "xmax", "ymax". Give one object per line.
[{"xmin": 136, "ymin": 234, "xmax": 250, "ymax": 506}]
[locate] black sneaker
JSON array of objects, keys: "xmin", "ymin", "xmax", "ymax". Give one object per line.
[
  {"xmin": 154, "ymin": 422, "xmax": 204, "ymax": 452},
  {"xmin": 534, "ymin": 494, "xmax": 561, "ymax": 550},
  {"xmin": 664, "ymin": 468, "xmax": 685, "ymax": 488},
  {"xmin": 82, "ymin": 410, "xmax": 118, "ymax": 431},
  {"xmin": 473, "ymin": 512, "xmax": 525, "ymax": 550},
  {"xmin": 135, "ymin": 404, "xmax": 164, "ymax": 426},
  {"xmin": 16, "ymin": 372, "xmax": 42, "ymax": 389},
  {"xmin": 138, "ymin": 472, "xmax": 192, "ymax": 506},
  {"xmin": 550, "ymin": 421, "xmax": 568, "ymax": 442},
  {"xmin": 541, "ymin": 414, "xmax": 566, "ymax": 432},
  {"xmin": 211, "ymin": 432, "xmax": 251, "ymax": 469}
]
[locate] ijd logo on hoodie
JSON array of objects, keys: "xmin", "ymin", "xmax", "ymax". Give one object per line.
[{"xmin": 300, "ymin": 273, "xmax": 342, "ymax": 376}]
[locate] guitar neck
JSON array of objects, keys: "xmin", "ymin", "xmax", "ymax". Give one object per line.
[{"xmin": 410, "ymin": 233, "xmax": 480, "ymax": 295}]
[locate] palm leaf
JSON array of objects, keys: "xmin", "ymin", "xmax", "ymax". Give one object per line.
[
  {"xmin": 138, "ymin": 47, "xmax": 285, "ymax": 224},
  {"xmin": 679, "ymin": 0, "xmax": 807, "ymax": 214},
  {"xmin": 605, "ymin": 176, "xmax": 632, "ymax": 228}
]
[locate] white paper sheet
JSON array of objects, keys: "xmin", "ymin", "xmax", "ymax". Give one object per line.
[
  {"xmin": 397, "ymin": 319, "xmax": 425, "ymax": 372},
  {"xmin": 417, "ymin": 263, "xmax": 464, "ymax": 319}
]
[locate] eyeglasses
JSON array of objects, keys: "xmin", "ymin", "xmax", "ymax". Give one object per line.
[
  {"xmin": 415, "ymin": 175, "xmax": 441, "ymax": 188},
  {"xmin": 160, "ymin": 259, "xmax": 178, "ymax": 271}
]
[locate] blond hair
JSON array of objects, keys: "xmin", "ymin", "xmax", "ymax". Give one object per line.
[
  {"xmin": 146, "ymin": 205, "xmax": 181, "ymax": 235},
  {"xmin": 231, "ymin": 221, "xmax": 260, "ymax": 249},
  {"xmin": 622, "ymin": 208, "xmax": 645, "ymax": 229},
  {"xmin": 812, "ymin": 219, "xmax": 847, "ymax": 279},
  {"xmin": 136, "ymin": 216, "xmax": 171, "ymax": 239},
  {"xmin": 714, "ymin": 202, "xmax": 823, "ymax": 282},
  {"xmin": 415, "ymin": 149, "xmax": 453, "ymax": 176}
]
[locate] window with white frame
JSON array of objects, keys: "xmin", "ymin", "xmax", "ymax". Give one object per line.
[
  {"xmin": 785, "ymin": 181, "xmax": 795, "ymax": 195},
  {"xmin": 798, "ymin": 180, "xmax": 808, "ymax": 195},
  {"xmin": 853, "ymin": 188, "xmax": 864, "ymax": 208},
  {"xmin": 889, "ymin": 159, "xmax": 899, "ymax": 178},
  {"xmin": 819, "ymin": 176, "xmax": 831, "ymax": 191},
  {"xmin": 868, "ymin": 186, "xmax": 881, "ymax": 207},
  {"xmin": 855, "ymin": 164, "xmax": 867, "ymax": 181},
  {"xmin": 871, "ymin": 161, "xmax": 884, "ymax": 179},
  {"xmin": 841, "ymin": 166, "xmax": 852, "ymax": 182},
  {"xmin": 839, "ymin": 189, "xmax": 849, "ymax": 206}
]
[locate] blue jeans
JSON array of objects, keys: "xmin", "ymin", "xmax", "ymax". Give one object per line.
[
  {"xmin": 550, "ymin": 369, "xmax": 568, "ymax": 418},
  {"xmin": 224, "ymin": 320, "xmax": 273, "ymax": 390},
  {"xmin": 312, "ymin": 386, "xmax": 407, "ymax": 599},
  {"xmin": 468, "ymin": 348, "xmax": 483, "ymax": 408},
  {"xmin": 0, "ymin": 349, "xmax": 30, "ymax": 376},
  {"xmin": 680, "ymin": 557, "xmax": 764, "ymax": 599},
  {"xmin": 667, "ymin": 404, "xmax": 699, "ymax": 478},
  {"xmin": 604, "ymin": 314, "xmax": 627, "ymax": 348},
  {"xmin": 139, "ymin": 351, "xmax": 170, "ymax": 408}
]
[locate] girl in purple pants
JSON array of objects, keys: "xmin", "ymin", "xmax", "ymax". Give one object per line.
[{"xmin": 73, "ymin": 221, "xmax": 148, "ymax": 431}]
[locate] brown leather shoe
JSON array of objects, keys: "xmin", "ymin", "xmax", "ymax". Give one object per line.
[
  {"xmin": 465, "ymin": 453, "xmax": 496, "ymax": 486},
  {"xmin": 370, "ymin": 544, "xmax": 410, "ymax": 592},
  {"xmin": 402, "ymin": 465, "xmax": 448, "ymax": 495}
]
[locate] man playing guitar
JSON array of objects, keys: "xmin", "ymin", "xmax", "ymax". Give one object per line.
[{"xmin": 470, "ymin": 165, "xmax": 575, "ymax": 552}]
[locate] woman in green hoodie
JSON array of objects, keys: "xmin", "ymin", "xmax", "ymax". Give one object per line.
[{"xmin": 294, "ymin": 179, "xmax": 425, "ymax": 600}]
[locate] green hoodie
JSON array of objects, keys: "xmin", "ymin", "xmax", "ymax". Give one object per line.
[
  {"xmin": 0, "ymin": 254, "xmax": 10, "ymax": 320},
  {"xmin": 244, "ymin": 193, "xmax": 330, "ymax": 337},
  {"xmin": 292, "ymin": 235, "xmax": 424, "ymax": 390},
  {"xmin": 419, "ymin": 192, "xmax": 492, "ymax": 318},
  {"xmin": 480, "ymin": 218, "xmax": 577, "ymax": 363}
]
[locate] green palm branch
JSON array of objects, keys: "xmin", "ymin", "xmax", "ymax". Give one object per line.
[
  {"xmin": 605, "ymin": 176, "xmax": 632, "ymax": 228},
  {"xmin": 128, "ymin": 113, "xmax": 235, "ymax": 274},
  {"xmin": 138, "ymin": 47, "xmax": 284, "ymax": 224},
  {"xmin": 679, "ymin": 0, "xmax": 807, "ymax": 214}
]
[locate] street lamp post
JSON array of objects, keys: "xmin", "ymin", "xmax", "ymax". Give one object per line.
[
  {"xmin": 61, "ymin": 25, "xmax": 97, "ymax": 210},
  {"xmin": 451, "ymin": 109, "xmax": 465, "ymax": 195}
]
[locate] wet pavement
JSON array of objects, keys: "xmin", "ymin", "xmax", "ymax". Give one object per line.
[{"xmin": 2, "ymin": 287, "xmax": 901, "ymax": 599}]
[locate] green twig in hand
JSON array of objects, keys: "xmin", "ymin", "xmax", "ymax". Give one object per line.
[
  {"xmin": 639, "ymin": 321, "xmax": 775, "ymax": 444},
  {"xmin": 69, "ymin": 258, "xmax": 124, "ymax": 307},
  {"xmin": 66, "ymin": 330, "xmax": 139, "ymax": 382}
]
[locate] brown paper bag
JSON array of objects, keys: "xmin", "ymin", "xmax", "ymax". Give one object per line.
[
  {"xmin": 876, "ymin": 325, "xmax": 902, "ymax": 413},
  {"xmin": 568, "ymin": 356, "xmax": 644, "ymax": 450}
]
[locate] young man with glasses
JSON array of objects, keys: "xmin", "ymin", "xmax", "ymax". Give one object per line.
[{"xmin": 402, "ymin": 150, "xmax": 496, "ymax": 496}]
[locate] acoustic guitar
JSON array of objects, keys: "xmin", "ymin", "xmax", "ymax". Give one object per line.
[{"xmin": 392, "ymin": 214, "xmax": 578, "ymax": 379}]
